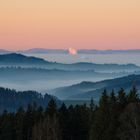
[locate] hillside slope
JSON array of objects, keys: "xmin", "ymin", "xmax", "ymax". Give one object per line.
[{"xmin": 51, "ymin": 74, "xmax": 140, "ymax": 100}]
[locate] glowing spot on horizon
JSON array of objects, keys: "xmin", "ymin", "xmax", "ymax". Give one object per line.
[{"xmin": 68, "ymin": 48, "xmax": 77, "ymax": 55}]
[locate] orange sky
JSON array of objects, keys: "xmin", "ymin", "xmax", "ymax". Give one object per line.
[{"xmin": 0, "ymin": 0, "xmax": 140, "ymax": 50}]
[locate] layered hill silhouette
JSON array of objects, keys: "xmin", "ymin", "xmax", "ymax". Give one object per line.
[
  {"xmin": 0, "ymin": 53, "xmax": 139, "ymax": 72},
  {"xmin": 0, "ymin": 53, "xmax": 140, "ymax": 92}
]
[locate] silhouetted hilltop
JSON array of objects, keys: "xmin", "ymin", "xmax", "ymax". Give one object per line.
[{"xmin": 0, "ymin": 53, "xmax": 50, "ymax": 64}]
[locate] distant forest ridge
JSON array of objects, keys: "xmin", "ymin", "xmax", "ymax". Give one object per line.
[
  {"xmin": 51, "ymin": 74, "xmax": 140, "ymax": 100},
  {"xmin": 1, "ymin": 48, "xmax": 140, "ymax": 54},
  {"xmin": 0, "ymin": 87, "xmax": 61, "ymax": 113}
]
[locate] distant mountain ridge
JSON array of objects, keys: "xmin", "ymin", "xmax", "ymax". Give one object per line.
[
  {"xmin": 0, "ymin": 53, "xmax": 50, "ymax": 64},
  {"xmin": 0, "ymin": 49, "xmax": 11, "ymax": 54},
  {"xmin": 19, "ymin": 48, "xmax": 69, "ymax": 54},
  {"xmin": 18, "ymin": 48, "xmax": 140, "ymax": 54},
  {"xmin": 78, "ymin": 49, "xmax": 140, "ymax": 54},
  {"xmin": 1, "ymin": 48, "xmax": 140, "ymax": 54}
]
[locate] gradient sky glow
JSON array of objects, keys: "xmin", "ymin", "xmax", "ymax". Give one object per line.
[{"xmin": 0, "ymin": 0, "xmax": 140, "ymax": 50}]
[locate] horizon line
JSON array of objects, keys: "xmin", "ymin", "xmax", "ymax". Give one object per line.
[{"xmin": 1, "ymin": 48, "xmax": 140, "ymax": 52}]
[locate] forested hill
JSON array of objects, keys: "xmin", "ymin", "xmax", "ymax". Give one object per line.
[
  {"xmin": 0, "ymin": 53, "xmax": 50, "ymax": 64},
  {"xmin": 0, "ymin": 87, "xmax": 60, "ymax": 113},
  {"xmin": 52, "ymin": 74, "xmax": 140, "ymax": 100}
]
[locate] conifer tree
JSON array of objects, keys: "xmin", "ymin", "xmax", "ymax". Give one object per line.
[{"xmin": 127, "ymin": 86, "xmax": 139, "ymax": 103}]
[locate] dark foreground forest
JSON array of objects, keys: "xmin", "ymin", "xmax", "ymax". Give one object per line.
[
  {"xmin": 0, "ymin": 87, "xmax": 61, "ymax": 113},
  {"xmin": 0, "ymin": 87, "xmax": 140, "ymax": 140}
]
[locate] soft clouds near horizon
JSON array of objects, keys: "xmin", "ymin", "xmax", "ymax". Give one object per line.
[{"xmin": 0, "ymin": 0, "xmax": 140, "ymax": 50}]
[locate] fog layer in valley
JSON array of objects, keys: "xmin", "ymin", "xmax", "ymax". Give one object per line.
[{"xmin": 0, "ymin": 53, "xmax": 140, "ymax": 97}]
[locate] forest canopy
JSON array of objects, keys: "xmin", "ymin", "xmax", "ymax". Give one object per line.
[{"xmin": 0, "ymin": 87, "xmax": 140, "ymax": 140}]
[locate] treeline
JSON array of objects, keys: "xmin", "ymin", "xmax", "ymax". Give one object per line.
[
  {"xmin": 0, "ymin": 87, "xmax": 140, "ymax": 140},
  {"xmin": 0, "ymin": 87, "xmax": 59, "ymax": 113}
]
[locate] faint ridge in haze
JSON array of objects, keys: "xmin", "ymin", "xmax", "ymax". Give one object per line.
[
  {"xmin": 17, "ymin": 48, "xmax": 140, "ymax": 54},
  {"xmin": 0, "ymin": 49, "xmax": 12, "ymax": 54},
  {"xmin": 78, "ymin": 49, "xmax": 140, "ymax": 54},
  {"xmin": 19, "ymin": 48, "xmax": 69, "ymax": 54},
  {"xmin": 1, "ymin": 48, "xmax": 140, "ymax": 54}
]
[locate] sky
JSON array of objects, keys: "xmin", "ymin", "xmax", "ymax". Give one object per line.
[{"xmin": 0, "ymin": 0, "xmax": 140, "ymax": 51}]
